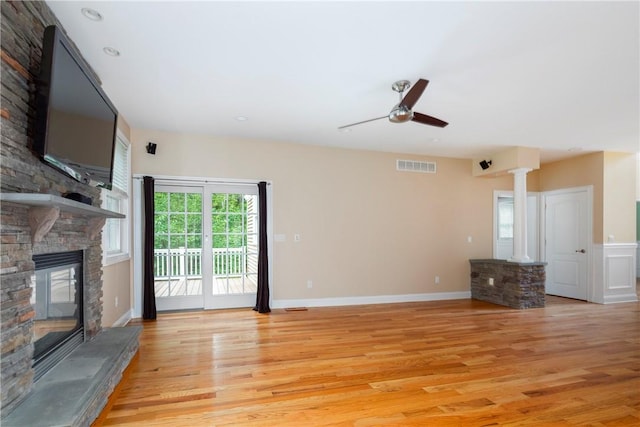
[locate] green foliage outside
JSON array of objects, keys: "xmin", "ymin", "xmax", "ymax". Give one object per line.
[
  {"xmin": 211, "ymin": 193, "xmax": 248, "ymax": 248},
  {"xmin": 154, "ymin": 192, "xmax": 203, "ymax": 250},
  {"xmin": 154, "ymin": 192, "xmax": 255, "ymax": 250}
]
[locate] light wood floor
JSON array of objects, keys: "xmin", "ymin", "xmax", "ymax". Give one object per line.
[{"xmin": 95, "ymin": 295, "xmax": 640, "ymax": 426}]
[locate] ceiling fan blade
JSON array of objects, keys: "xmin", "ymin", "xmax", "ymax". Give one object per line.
[
  {"xmin": 338, "ymin": 115, "xmax": 388, "ymax": 129},
  {"xmin": 412, "ymin": 112, "xmax": 448, "ymax": 128},
  {"xmin": 400, "ymin": 79, "xmax": 429, "ymax": 109}
]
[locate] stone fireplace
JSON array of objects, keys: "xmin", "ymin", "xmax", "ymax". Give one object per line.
[
  {"xmin": 0, "ymin": 194, "xmax": 107, "ymax": 414},
  {"xmin": 1, "ymin": 1, "xmax": 138, "ymax": 422}
]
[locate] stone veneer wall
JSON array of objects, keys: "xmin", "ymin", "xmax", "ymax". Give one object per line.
[
  {"xmin": 469, "ymin": 259, "xmax": 546, "ymax": 309},
  {"xmin": 1, "ymin": 1, "xmax": 105, "ymax": 414}
]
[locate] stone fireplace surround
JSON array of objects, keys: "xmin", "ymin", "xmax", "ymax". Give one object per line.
[{"xmin": 1, "ymin": 1, "xmax": 139, "ymax": 422}]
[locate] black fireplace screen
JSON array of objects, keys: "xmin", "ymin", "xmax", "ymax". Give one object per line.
[{"xmin": 31, "ymin": 250, "xmax": 84, "ymax": 368}]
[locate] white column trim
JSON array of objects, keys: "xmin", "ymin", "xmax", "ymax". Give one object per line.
[{"xmin": 509, "ymin": 168, "xmax": 532, "ymax": 263}]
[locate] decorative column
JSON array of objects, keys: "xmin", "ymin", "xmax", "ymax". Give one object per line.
[{"xmin": 509, "ymin": 168, "xmax": 532, "ymax": 263}]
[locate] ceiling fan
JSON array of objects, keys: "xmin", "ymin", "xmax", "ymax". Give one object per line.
[{"xmin": 339, "ymin": 79, "xmax": 448, "ymax": 130}]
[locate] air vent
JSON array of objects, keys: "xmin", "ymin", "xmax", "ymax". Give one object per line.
[{"xmin": 396, "ymin": 159, "xmax": 436, "ymax": 173}]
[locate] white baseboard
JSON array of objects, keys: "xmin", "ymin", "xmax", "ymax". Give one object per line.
[
  {"xmin": 112, "ymin": 309, "xmax": 133, "ymax": 327},
  {"xmin": 272, "ymin": 291, "xmax": 471, "ymax": 309},
  {"xmin": 604, "ymin": 293, "xmax": 638, "ymax": 304}
]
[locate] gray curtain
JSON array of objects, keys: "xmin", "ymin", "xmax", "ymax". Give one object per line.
[
  {"xmin": 253, "ymin": 181, "xmax": 270, "ymax": 313},
  {"xmin": 142, "ymin": 176, "xmax": 157, "ymax": 320}
]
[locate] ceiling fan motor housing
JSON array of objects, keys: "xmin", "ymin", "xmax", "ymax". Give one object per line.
[{"xmin": 389, "ymin": 104, "xmax": 414, "ymax": 123}]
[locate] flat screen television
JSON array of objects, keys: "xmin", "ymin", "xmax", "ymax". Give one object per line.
[{"xmin": 34, "ymin": 25, "xmax": 118, "ymax": 189}]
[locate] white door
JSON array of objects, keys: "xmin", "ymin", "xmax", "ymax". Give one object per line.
[
  {"xmin": 152, "ymin": 183, "xmax": 259, "ymax": 311},
  {"xmin": 203, "ymin": 185, "xmax": 259, "ymax": 310},
  {"xmin": 544, "ymin": 189, "xmax": 589, "ymax": 300},
  {"xmin": 153, "ymin": 185, "xmax": 205, "ymax": 311}
]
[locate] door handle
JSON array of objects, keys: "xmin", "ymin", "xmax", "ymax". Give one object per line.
[{"xmin": 575, "ymin": 249, "xmax": 586, "ymax": 253}]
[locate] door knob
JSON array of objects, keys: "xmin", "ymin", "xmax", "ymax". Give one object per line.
[{"xmin": 575, "ymin": 249, "xmax": 586, "ymax": 253}]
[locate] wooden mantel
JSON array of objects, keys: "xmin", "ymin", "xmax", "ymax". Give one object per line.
[{"xmin": 0, "ymin": 193, "xmax": 124, "ymax": 243}]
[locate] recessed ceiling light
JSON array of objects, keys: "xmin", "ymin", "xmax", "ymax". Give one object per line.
[
  {"xmin": 81, "ymin": 8, "xmax": 103, "ymax": 21},
  {"xmin": 103, "ymin": 47, "xmax": 120, "ymax": 57},
  {"xmin": 235, "ymin": 116, "xmax": 248, "ymax": 121},
  {"xmin": 339, "ymin": 128, "xmax": 352, "ymax": 133}
]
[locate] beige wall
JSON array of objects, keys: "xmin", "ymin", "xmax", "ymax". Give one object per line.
[
  {"xmin": 101, "ymin": 261, "xmax": 131, "ymax": 326},
  {"xmin": 131, "ymin": 129, "xmax": 514, "ymax": 300},
  {"xmin": 126, "ymin": 129, "xmax": 635, "ymax": 304},
  {"xmin": 527, "ymin": 169, "xmax": 541, "ymax": 192},
  {"xmin": 116, "ymin": 115, "xmax": 131, "ymax": 138},
  {"xmin": 637, "ymin": 153, "xmax": 640, "ymax": 201},
  {"xmin": 602, "ymin": 152, "xmax": 636, "ymax": 243}
]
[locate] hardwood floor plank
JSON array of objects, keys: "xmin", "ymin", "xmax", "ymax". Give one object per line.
[{"xmin": 95, "ymin": 298, "xmax": 640, "ymax": 426}]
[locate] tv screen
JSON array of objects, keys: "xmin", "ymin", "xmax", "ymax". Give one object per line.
[{"xmin": 34, "ymin": 25, "xmax": 118, "ymax": 188}]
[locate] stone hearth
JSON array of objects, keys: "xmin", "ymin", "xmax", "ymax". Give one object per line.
[{"xmin": 2, "ymin": 326, "xmax": 141, "ymax": 427}]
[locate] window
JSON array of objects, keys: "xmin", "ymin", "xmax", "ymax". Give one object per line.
[
  {"xmin": 211, "ymin": 192, "xmax": 258, "ymax": 295},
  {"xmin": 153, "ymin": 188, "xmax": 203, "ymax": 299},
  {"xmin": 497, "ymin": 196, "xmax": 514, "ymax": 240},
  {"xmin": 102, "ymin": 134, "xmax": 130, "ymax": 265}
]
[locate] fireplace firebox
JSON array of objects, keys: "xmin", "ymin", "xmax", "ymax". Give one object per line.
[{"xmin": 31, "ymin": 250, "xmax": 84, "ymax": 381}]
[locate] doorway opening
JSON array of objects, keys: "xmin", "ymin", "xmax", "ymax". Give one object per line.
[{"xmin": 152, "ymin": 182, "xmax": 259, "ymax": 311}]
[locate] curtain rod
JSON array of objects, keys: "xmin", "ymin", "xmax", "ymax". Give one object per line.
[{"xmin": 132, "ymin": 174, "xmax": 271, "ymax": 185}]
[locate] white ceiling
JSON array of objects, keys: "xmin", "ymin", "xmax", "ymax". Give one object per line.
[{"xmin": 46, "ymin": 1, "xmax": 639, "ymax": 163}]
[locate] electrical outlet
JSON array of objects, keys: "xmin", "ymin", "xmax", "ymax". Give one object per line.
[
  {"xmin": 307, "ymin": 280, "xmax": 313, "ymax": 288},
  {"xmin": 294, "ymin": 234, "xmax": 301, "ymax": 242},
  {"xmin": 435, "ymin": 276, "xmax": 440, "ymax": 284},
  {"xmin": 488, "ymin": 278, "xmax": 494, "ymax": 286},
  {"xmin": 115, "ymin": 296, "xmax": 118, "ymax": 307}
]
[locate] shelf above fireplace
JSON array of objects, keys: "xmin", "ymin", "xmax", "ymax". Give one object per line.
[
  {"xmin": 0, "ymin": 193, "xmax": 125, "ymax": 243},
  {"xmin": 0, "ymin": 193, "xmax": 124, "ymax": 217}
]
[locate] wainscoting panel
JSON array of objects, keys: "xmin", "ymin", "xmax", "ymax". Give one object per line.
[
  {"xmin": 593, "ymin": 243, "xmax": 638, "ymax": 304},
  {"xmin": 636, "ymin": 241, "xmax": 640, "ymax": 278}
]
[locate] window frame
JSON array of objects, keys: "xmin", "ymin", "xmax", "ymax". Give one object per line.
[
  {"xmin": 497, "ymin": 196, "xmax": 514, "ymax": 240},
  {"xmin": 102, "ymin": 132, "xmax": 130, "ymax": 266}
]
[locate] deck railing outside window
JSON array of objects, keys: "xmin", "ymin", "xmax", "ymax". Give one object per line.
[{"xmin": 154, "ymin": 247, "xmax": 247, "ymax": 278}]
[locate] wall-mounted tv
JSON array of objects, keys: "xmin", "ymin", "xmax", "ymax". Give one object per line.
[{"xmin": 34, "ymin": 25, "xmax": 118, "ymax": 189}]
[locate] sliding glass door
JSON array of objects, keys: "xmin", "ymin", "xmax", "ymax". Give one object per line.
[
  {"xmin": 153, "ymin": 183, "xmax": 258, "ymax": 311},
  {"xmin": 153, "ymin": 185, "xmax": 204, "ymax": 311},
  {"xmin": 206, "ymin": 185, "xmax": 258, "ymax": 309}
]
